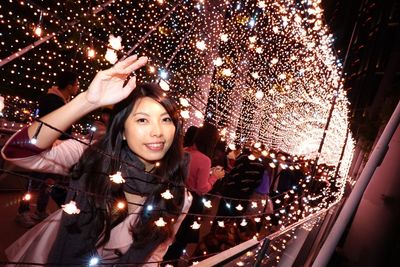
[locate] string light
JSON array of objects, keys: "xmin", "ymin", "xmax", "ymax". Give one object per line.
[
  {"xmin": 62, "ymin": 200, "xmax": 81, "ymax": 214},
  {"xmin": 155, "ymin": 217, "xmax": 167, "ymax": 227},
  {"xmin": 161, "ymin": 189, "xmax": 174, "ymax": 199},
  {"xmin": 109, "ymin": 171, "xmax": 125, "ymax": 184}
]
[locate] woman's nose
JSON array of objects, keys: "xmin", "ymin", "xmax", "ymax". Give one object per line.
[{"xmin": 150, "ymin": 122, "xmax": 163, "ymax": 137}]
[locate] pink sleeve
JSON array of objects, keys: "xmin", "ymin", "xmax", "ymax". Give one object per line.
[
  {"xmin": 1, "ymin": 127, "xmax": 45, "ymax": 158},
  {"xmin": 192, "ymin": 155, "xmax": 217, "ymax": 194},
  {"xmin": 1, "ymin": 128, "xmax": 87, "ymax": 175}
]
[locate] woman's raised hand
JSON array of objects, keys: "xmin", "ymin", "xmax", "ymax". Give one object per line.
[{"xmin": 84, "ymin": 55, "xmax": 148, "ymax": 108}]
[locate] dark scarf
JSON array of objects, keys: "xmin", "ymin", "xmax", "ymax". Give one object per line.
[{"xmin": 121, "ymin": 145, "xmax": 158, "ymax": 196}]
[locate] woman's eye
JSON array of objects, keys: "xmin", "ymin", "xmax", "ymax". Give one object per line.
[
  {"xmin": 163, "ymin": 117, "xmax": 173, "ymax": 122},
  {"xmin": 137, "ymin": 118, "xmax": 147, "ymax": 123}
]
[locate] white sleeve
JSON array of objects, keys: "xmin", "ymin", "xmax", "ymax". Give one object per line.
[
  {"xmin": 1, "ymin": 139, "xmax": 87, "ymax": 176},
  {"xmin": 144, "ymin": 190, "xmax": 193, "ymax": 266}
]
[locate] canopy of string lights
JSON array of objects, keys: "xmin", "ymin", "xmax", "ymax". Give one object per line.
[{"xmin": 0, "ymin": 0, "xmax": 354, "ymax": 179}]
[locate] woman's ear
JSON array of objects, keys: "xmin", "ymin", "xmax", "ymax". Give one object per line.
[{"xmin": 122, "ymin": 132, "xmax": 126, "ymax": 140}]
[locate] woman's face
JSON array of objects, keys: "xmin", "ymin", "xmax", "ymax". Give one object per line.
[{"xmin": 124, "ymin": 97, "xmax": 176, "ymax": 171}]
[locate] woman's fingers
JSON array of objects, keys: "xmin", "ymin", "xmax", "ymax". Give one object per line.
[
  {"xmin": 122, "ymin": 76, "xmax": 137, "ymax": 97},
  {"xmin": 105, "ymin": 56, "xmax": 148, "ymax": 76}
]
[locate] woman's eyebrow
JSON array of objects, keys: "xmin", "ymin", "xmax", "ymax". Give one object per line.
[{"xmin": 132, "ymin": 112, "xmax": 150, "ymax": 116}]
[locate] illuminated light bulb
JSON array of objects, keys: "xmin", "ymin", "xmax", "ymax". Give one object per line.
[
  {"xmin": 240, "ymin": 219, "xmax": 247, "ymax": 227},
  {"xmin": 203, "ymin": 200, "xmax": 212, "ymax": 208},
  {"xmin": 271, "ymin": 58, "xmax": 279, "ymax": 64},
  {"xmin": 87, "ymin": 48, "xmax": 96, "ymax": 58},
  {"xmin": 148, "ymin": 65, "xmax": 156, "ymax": 73},
  {"xmin": 105, "ymin": 49, "xmax": 118, "ymax": 64},
  {"xmin": 179, "ymin": 98, "xmax": 190, "ymax": 107},
  {"xmin": 251, "ymin": 72, "xmax": 260, "ymax": 79},
  {"xmin": 254, "ymin": 142, "xmax": 261, "ymax": 148},
  {"xmin": 155, "ymin": 162, "xmax": 161, "ymax": 167},
  {"xmin": 62, "ymin": 200, "xmax": 80, "ymax": 214},
  {"xmin": 108, "ymin": 34, "xmax": 122, "ymax": 50},
  {"xmin": 155, "ymin": 217, "xmax": 167, "ymax": 227},
  {"xmin": 30, "ymin": 137, "xmax": 37, "ymax": 144},
  {"xmin": 273, "ymin": 26, "xmax": 279, "ymax": 33},
  {"xmin": 275, "ymin": 199, "xmax": 281, "ymax": 204},
  {"xmin": 257, "ymin": 1, "xmax": 266, "ymax": 8},
  {"xmin": 249, "ymin": 36, "xmax": 257, "ymax": 43},
  {"xmin": 147, "ymin": 205, "xmax": 153, "ymax": 211},
  {"xmin": 255, "ymin": 47, "xmax": 263, "ymax": 54},
  {"xmin": 217, "ymin": 221, "xmax": 225, "ymax": 227},
  {"xmin": 261, "ymin": 150, "xmax": 268, "ymax": 157},
  {"xmin": 222, "ymin": 68, "xmax": 232, "ymax": 77},
  {"xmin": 235, "ymin": 204, "xmax": 243, "ymax": 211},
  {"xmin": 213, "ymin": 57, "xmax": 223, "ymax": 66},
  {"xmin": 254, "ymin": 217, "xmax": 261, "ymax": 223},
  {"xmin": 248, "ymin": 154, "xmax": 256, "ymax": 161},
  {"xmin": 194, "ymin": 110, "xmax": 204, "ymax": 119},
  {"xmin": 266, "ymin": 216, "xmax": 271, "ymax": 220},
  {"xmin": 269, "ymin": 162, "xmax": 277, "ymax": 168},
  {"xmin": 251, "ymin": 202, "xmax": 258, "ymax": 208},
  {"xmin": 89, "ymin": 256, "xmax": 100, "ymax": 266},
  {"xmin": 116, "ymin": 201, "xmax": 125, "ymax": 210},
  {"xmin": 159, "ymin": 79, "xmax": 170, "ymax": 91},
  {"xmin": 157, "ymin": 0, "xmax": 164, "ymax": 4},
  {"xmin": 109, "ymin": 171, "xmax": 125, "ymax": 184},
  {"xmin": 190, "ymin": 221, "xmax": 201, "ymax": 229},
  {"xmin": 180, "ymin": 110, "xmax": 190, "ymax": 119},
  {"xmin": 161, "ymin": 189, "xmax": 174, "ymax": 200},
  {"xmin": 23, "ymin": 193, "xmax": 31, "ymax": 201},
  {"xmin": 248, "ymin": 18, "xmax": 256, "ymax": 27},
  {"xmin": 280, "ymin": 163, "xmax": 288, "ymax": 169},
  {"xmin": 195, "ymin": 40, "xmax": 207, "ymax": 51},
  {"xmin": 255, "ymin": 90, "xmax": 264, "ymax": 100},
  {"xmin": 34, "ymin": 26, "xmax": 42, "ymax": 36},
  {"xmin": 261, "ymin": 199, "xmax": 266, "ymax": 206},
  {"xmin": 228, "ymin": 143, "xmax": 236, "ymax": 150},
  {"xmin": 220, "ymin": 33, "xmax": 228, "ymax": 42},
  {"xmin": 159, "ymin": 69, "xmax": 169, "ymax": 80}
]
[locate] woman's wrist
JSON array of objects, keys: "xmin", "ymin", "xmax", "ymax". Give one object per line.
[{"xmin": 75, "ymin": 92, "xmax": 100, "ymax": 114}]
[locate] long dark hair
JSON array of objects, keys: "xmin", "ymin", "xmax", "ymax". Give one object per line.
[{"xmin": 72, "ymin": 83, "xmax": 186, "ymax": 261}]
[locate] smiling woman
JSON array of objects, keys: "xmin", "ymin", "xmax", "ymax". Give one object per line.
[
  {"xmin": 124, "ymin": 96, "xmax": 176, "ymax": 171},
  {"xmin": 1, "ymin": 56, "xmax": 192, "ymax": 265}
]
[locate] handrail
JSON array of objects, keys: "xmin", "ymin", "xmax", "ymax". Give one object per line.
[{"xmin": 195, "ymin": 202, "xmax": 339, "ymax": 266}]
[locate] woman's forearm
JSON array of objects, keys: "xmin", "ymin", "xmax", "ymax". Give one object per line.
[{"xmin": 27, "ymin": 92, "xmax": 97, "ymax": 149}]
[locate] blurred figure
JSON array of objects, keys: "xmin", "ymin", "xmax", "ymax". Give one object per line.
[
  {"xmin": 164, "ymin": 122, "xmax": 224, "ymax": 262},
  {"xmin": 16, "ymin": 71, "xmax": 79, "ymax": 228},
  {"xmin": 183, "ymin": 125, "xmax": 198, "ymax": 147}
]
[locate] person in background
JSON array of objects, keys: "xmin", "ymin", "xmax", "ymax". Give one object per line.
[
  {"xmin": 164, "ymin": 122, "xmax": 225, "ymax": 262},
  {"xmin": 183, "ymin": 125, "xmax": 198, "ymax": 148},
  {"xmin": 16, "ymin": 71, "xmax": 80, "ymax": 227}
]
